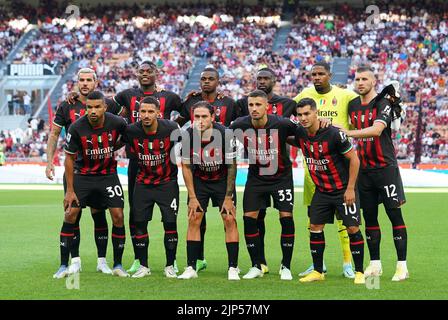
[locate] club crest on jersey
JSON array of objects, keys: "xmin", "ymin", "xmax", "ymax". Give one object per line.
[
  {"xmin": 214, "ymin": 107, "xmax": 221, "ymax": 116},
  {"xmin": 159, "ymin": 140, "xmax": 164, "ymax": 149},
  {"xmin": 108, "ymin": 133, "xmax": 113, "ymax": 141},
  {"xmin": 332, "ymin": 97, "xmax": 337, "ymax": 106},
  {"xmin": 271, "ymin": 104, "xmax": 277, "ymax": 114}
]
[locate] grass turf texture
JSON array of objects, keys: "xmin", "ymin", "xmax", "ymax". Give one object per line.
[{"xmin": 0, "ymin": 189, "xmax": 446, "ymax": 300}]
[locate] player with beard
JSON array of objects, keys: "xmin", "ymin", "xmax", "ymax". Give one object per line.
[
  {"xmin": 235, "ymin": 67, "xmax": 297, "ymax": 274},
  {"xmin": 342, "ymin": 66, "xmax": 409, "ymax": 281},
  {"xmin": 123, "ymin": 96, "xmax": 181, "ymax": 278},
  {"xmin": 293, "ymin": 62, "xmax": 358, "ymax": 278},
  {"xmin": 69, "ymin": 61, "xmax": 183, "ymax": 274},
  {"xmin": 178, "ymin": 67, "xmax": 239, "ymax": 272},
  {"xmin": 57, "ymin": 91, "xmax": 128, "ymax": 278},
  {"xmin": 50, "ymin": 68, "xmax": 122, "ymax": 278}
]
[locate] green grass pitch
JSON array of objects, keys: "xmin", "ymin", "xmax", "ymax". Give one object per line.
[{"xmin": 0, "ymin": 189, "xmax": 447, "ymax": 300}]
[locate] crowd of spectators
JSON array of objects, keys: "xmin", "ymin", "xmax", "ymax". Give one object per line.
[{"xmin": 1, "ymin": 1, "xmax": 447, "ymax": 164}]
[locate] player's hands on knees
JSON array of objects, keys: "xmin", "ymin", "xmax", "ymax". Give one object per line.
[
  {"xmin": 45, "ymin": 163, "xmax": 55, "ymax": 180},
  {"xmin": 318, "ymin": 118, "xmax": 332, "ymax": 128},
  {"xmin": 220, "ymin": 196, "xmax": 236, "ymax": 217},
  {"xmin": 66, "ymin": 91, "xmax": 79, "ymax": 104},
  {"xmin": 344, "ymin": 188, "xmax": 356, "ymax": 207},
  {"xmin": 188, "ymin": 197, "xmax": 203, "ymax": 220},
  {"xmin": 64, "ymin": 191, "xmax": 80, "ymax": 214}
]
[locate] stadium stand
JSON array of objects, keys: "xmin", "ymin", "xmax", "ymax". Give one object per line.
[{"xmin": 0, "ymin": 1, "xmax": 446, "ymax": 165}]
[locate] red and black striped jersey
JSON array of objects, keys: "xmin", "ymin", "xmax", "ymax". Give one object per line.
[
  {"xmin": 236, "ymin": 94, "xmax": 296, "ymax": 118},
  {"xmin": 181, "ymin": 93, "xmax": 238, "ymax": 126},
  {"xmin": 123, "ymin": 119, "xmax": 180, "ymax": 185},
  {"xmin": 53, "ymin": 98, "xmax": 121, "ymax": 133},
  {"xmin": 181, "ymin": 123, "xmax": 236, "ymax": 182},
  {"xmin": 348, "ymin": 96, "xmax": 397, "ymax": 170},
  {"xmin": 295, "ymin": 125, "xmax": 354, "ymax": 193},
  {"xmin": 113, "ymin": 88, "xmax": 182, "ymax": 124},
  {"xmin": 229, "ymin": 115, "xmax": 298, "ymax": 181},
  {"xmin": 64, "ymin": 113, "xmax": 127, "ymax": 175}
]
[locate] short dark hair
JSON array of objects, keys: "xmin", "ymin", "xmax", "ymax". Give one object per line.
[
  {"xmin": 139, "ymin": 60, "xmax": 157, "ymax": 69},
  {"xmin": 202, "ymin": 67, "xmax": 219, "ymax": 79},
  {"xmin": 312, "ymin": 62, "xmax": 331, "ymax": 73},
  {"xmin": 248, "ymin": 89, "xmax": 268, "ymax": 100},
  {"xmin": 356, "ymin": 64, "xmax": 374, "ymax": 74},
  {"xmin": 86, "ymin": 91, "xmax": 104, "ymax": 101},
  {"xmin": 257, "ymin": 67, "xmax": 276, "ymax": 78},
  {"xmin": 140, "ymin": 96, "xmax": 160, "ymax": 109},
  {"xmin": 192, "ymin": 101, "xmax": 214, "ymax": 115},
  {"xmin": 296, "ymin": 98, "xmax": 317, "ymax": 110}
]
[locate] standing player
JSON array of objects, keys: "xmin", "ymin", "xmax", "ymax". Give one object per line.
[
  {"xmin": 180, "ymin": 67, "xmax": 239, "ymax": 126},
  {"xmin": 111, "ymin": 61, "xmax": 183, "ymax": 273},
  {"xmin": 179, "ymin": 67, "xmax": 239, "ymax": 272},
  {"xmin": 342, "ymin": 66, "xmax": 409, "ymax": 281},
  {"xmin": 292, "ymin": 98, "xmax": 365, "ymax": 284},
  {"xmin": 177, "ymin": 101, "xmax": 239, "ymax": 280},
  {"xmin": 236, "ymin": 67, "xmax": 297, "ymax": 274},
  {"xmin": 56, "ymin": 91, "xmax": 128, "ymax": 278},
  {"xmin": 123, "ymin": 96, "xmax": 180, "ymax": 279},
  {"xmin": 294, "ymin": 62, "xmax": 358, "ymax": 278},
  {"xmin": 49, "ymin": 68, "xmax": 122, "ymax": 278},
  {"xmin": 229, "ymin": 90, "xmax": 297, "ymax": 280}
]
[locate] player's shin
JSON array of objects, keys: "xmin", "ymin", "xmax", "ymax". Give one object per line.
[
  {"xmin": 92, "ymin": 210, "xmax": 108, "ymax": 258},
  {"xmin": 111, "ymin": 225, "xmax": 126, "ymax": 268},
  {"xmin": 224, "ymin": 214, "xmax": 239, "ymax": 268},
  {"xmin": 60, "ymin": 222, "xmax": 75, "ymax": 266},
  {"xmin": 71, "ymin": 210, "xmax": 82, "ymax": 258},
  {"xmin": 386, "ymin": 208, "xmax": 407, "ymax": 261},
  {"xmin": 279, "ymin": 216, "xmax": 295, "ymax": 269},
  {"xmin": 363, "ymin": 206, "xmax": 381, "ymax": 261},
  {"xmin": 163, "ymin": 222, "xmax": 178, "ymax": 267},
  {"xmin": 309, "ymin": 230, "xmax": 325, "ymax": 273},
  {"xmin": 257, "ymin": 209, "xmax": 267, "ymax": 265},
  {"xmin": 135, "ymin": 221, "xmax": 149, "ymax": 267},
  {"xmin": 348, "ymin": 230, "xmax": 365, "ymax": 273},
  {"xmin": 199, "ymin": 215, "xmax": 206, "ymax": 261},
  {"xmin": 243, "ymin": 216, "xmax": 262, "ymax": 269}
]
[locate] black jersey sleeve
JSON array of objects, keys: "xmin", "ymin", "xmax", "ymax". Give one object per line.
[
  {"xmin": 375, "ymin": 98, "xmax": 393, "ymax": 127},
  {"xmin": 53, "ymin": 103, "xmax": 67, "ymax": 128},
  {"xmin": 64, "ymin": 124, "xmax": 82, "ymax": 155},
  {"xmin": 106, "ymin": 98, "xmax": 123, "ymax": 115},
  {"xmin": 333, "ymin": 127, "xmax": 353, "ymax": 154}
]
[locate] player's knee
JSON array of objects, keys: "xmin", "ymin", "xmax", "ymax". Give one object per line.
[
  {"xmin": 222, "ymin": 214, "xmax": 236, "ymax": 229},
  {"xmin": 110, "ymin": 209, "xmax": 124, "ymax": 226},
  {"xmin": 189, "ymin": 215, "xmax": 202, "ymax": 228},
  {"xmin": 309, "ymin": 224, "xmax": 323, "ymax": 232},
  {"xmin": 347, "ymin": 226, "xmax": 359, "ymax": 234}
]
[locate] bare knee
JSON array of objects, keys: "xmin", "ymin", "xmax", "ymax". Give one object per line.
[{"xmin": 347, "ymin": 226, "xmax": 359, "ymax": 234}]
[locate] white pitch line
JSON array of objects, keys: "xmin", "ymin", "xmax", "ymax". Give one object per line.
[{"xmin": 1, "ymin": 184, "xmax": 448, "ymax": 193}]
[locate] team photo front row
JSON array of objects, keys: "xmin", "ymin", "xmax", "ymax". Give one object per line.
[{"xmin": 52, "ymin": 85, "xmax": 408, "ymax": 284}]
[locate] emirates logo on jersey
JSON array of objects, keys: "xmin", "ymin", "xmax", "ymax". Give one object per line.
[{"xmin": 332, "ymin": 97, "xmax": 337, "ymax": 107}]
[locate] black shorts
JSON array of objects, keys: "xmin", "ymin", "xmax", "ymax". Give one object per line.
[
  {"xmin": 243, "ymin": 175, "xmax": 294, "ymax": 213},
  {"xmin": 133, "ymin": 180, "xmax": 179, "ymax": 223},
  {"xmin": 310, "ymin": 189, "xmax": 361, "ymax": 227},
  {"xmin": 72, "ymin": 174, "xmax": 124, "ymax": 209},
  {"xmin": 193, "ymin": 177, "xmax": 237, "ymax": 214},
  {"xmin": 358, "ymin": 166, "xmax": 406, "ymax": 209}
]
